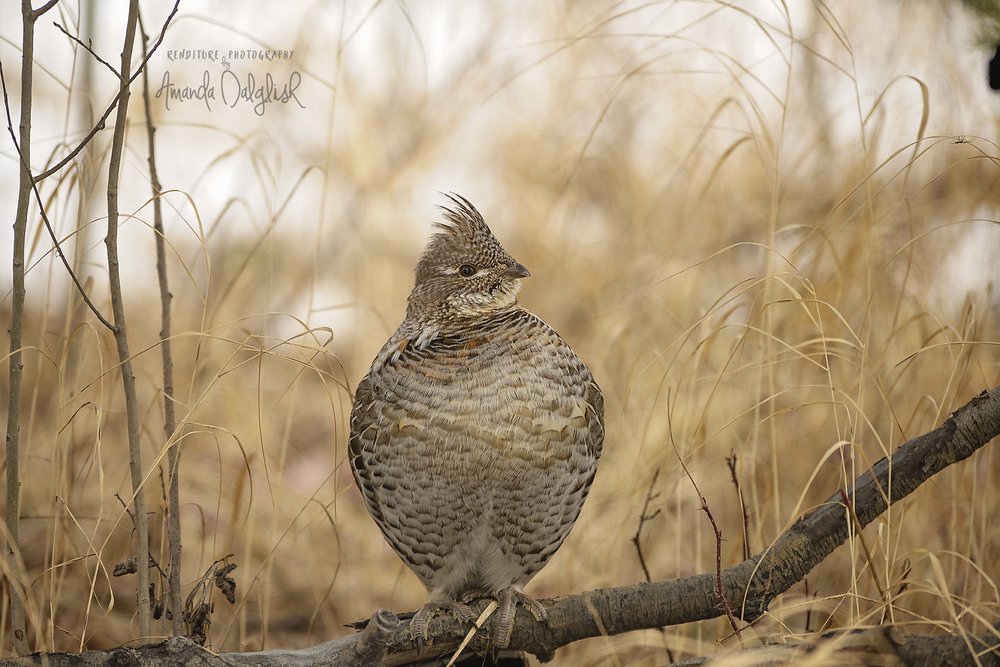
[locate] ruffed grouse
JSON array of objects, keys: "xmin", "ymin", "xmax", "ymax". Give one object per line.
[{"xmin": 349, "ymin": 194, "xmax": 604, "ymax": 648}]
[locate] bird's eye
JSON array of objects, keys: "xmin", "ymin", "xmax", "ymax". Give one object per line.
[{"xmin": 458, "ymin": 264, "xmax": 477, "ymax": 277}]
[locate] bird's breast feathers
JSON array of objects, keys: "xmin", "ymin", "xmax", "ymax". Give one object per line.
[{"xmin": 356, "ymin": 309, "xmax": 602, "ymax": 459}]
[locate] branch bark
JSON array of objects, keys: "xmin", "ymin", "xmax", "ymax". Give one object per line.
[
  {"xmin": 669, "ymin": 627, "xmax": 1000, "ymax": 666},
  {"xmin": 9, "ymin": 386, "xmax": 1000, "ymax": 665},
  {"xmin": 3, "ymin": 0, "xmax": 40, "ymax": 654},
  {"xmin": 104, "ymin": 0, "xmax": 151, "ymax": 639}
]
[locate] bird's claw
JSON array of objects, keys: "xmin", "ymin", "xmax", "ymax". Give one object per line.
[
  {"xmin": 409, "ymin": 600, "xmax": 477, "ymax": 648},
  {"xmin": 492, "ymin": 587, "xmax": 548, "ymax": 649}
]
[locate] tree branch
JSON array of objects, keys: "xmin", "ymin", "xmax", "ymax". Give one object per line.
[
  {"xmin": 3, "ymin": 0, "xmax": 39, "ymax": 653},
  {"xmin": 137, "ymin": 6, "xmax": 182, "ymax": 636},
  {"xmin": 53, "ymin": 21, "xmax": 120, "ymax": 78},
  {"xmin": 31, "ymin": 0, "xmax": 60, "ymax": 19},
  {"xmin": 668, "ymin": 627, "xmax": 1000, "ymax": 666},
  {"xmin": 104, "ymin": 0, "xmax": 151, "ymax": 639}
]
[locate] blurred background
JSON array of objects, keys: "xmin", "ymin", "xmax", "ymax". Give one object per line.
[{"xmin": 1, "ymin": 1, "xmax": 999, "ymax": 664}]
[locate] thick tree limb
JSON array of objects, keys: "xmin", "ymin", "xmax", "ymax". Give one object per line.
[
  {"xmin": 10, "ymin": 386, "xmax": 1000, "ymax": 665},
  {"xmin": 670, "ymin": 627, "xmax": 1000, "ymax": 666}
]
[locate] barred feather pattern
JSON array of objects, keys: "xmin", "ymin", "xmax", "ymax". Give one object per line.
[{"xmin": 350, "ymin": 306, "xmax": 603, "ymax": 601}]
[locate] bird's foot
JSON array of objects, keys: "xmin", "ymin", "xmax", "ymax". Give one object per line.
[
  {"xmin": 409, "ymin": 600, "xmax": 477, "ymax": 648},
  {"xmin": 489, "ymin": 587, "xmax": 548, "ymax": 649}
]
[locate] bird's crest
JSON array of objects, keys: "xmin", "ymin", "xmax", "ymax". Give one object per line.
[{"xmin": 433, "ymin": 192, "xmax": 493, "ymax": 242}]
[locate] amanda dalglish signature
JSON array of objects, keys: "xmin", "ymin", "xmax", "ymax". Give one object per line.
[{"xmin": 155, "ymin": 69, "xmax": 306, "ymax": 116}]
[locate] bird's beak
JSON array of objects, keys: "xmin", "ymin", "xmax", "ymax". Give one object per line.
[{"xmin": 502, "ymin": 262, "xmax": 531, "ymax": 279}]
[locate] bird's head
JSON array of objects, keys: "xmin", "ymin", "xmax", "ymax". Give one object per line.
[{"xmin": 407, "ymin": 194, "xmax": 530, "ymax": 325}]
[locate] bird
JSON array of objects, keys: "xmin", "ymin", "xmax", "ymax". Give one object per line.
[{"xmin": 349, "ymin": 194, "xmax": 604, "ymax": 650}]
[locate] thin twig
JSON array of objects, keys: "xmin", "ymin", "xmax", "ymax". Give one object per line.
[
  {"xmin": 53, "ymin": 21, "xmax": 120, "ymax": 78},
  {"xmin": 105, "ymin": 0, "xmax": 151, "ymax": 638},
  {"xmin": 113, "ymin": 495, "xmax": 168, "ymax": 577},
  {"xmin": 31, "ymin": 0, "xmax": 60, "ymax": 19},
  {"xmin": 629, "ymin": 467, "xmax": 673, "ymax": 663},
  {"xmin": 113, "ymin": 491, "xmax": 137, "ymax": 523},
  {"xmin": 666, "ymin": 391, "xmax": 743, "ymax": 643},
  {"xmin": 33, "ymin": 0, "xmax": 180, "ymax": 183},
  {"xmin": 698, "ymin": 495, "xmax": 742, "ymax": 640},
  {"xmin": 138, "ymin": 5, "xmax": 183, "ymax": 637},
  {"xmin": 630, "ymin": 468, "xmax": 662, "ymax": 583},
  {"xmin": 0, "ymin": 67, "xmax": 114, "ymax": 330}
]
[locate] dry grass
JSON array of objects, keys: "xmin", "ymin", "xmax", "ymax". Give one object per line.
[{"xmin": 1, "ymin": 1, "xmax": 999, "ymax": 664}]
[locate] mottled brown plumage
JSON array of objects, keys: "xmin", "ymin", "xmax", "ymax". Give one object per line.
[{"xmin": 349, "ymin": 194, "xmax": 604, "ymax": 648}]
